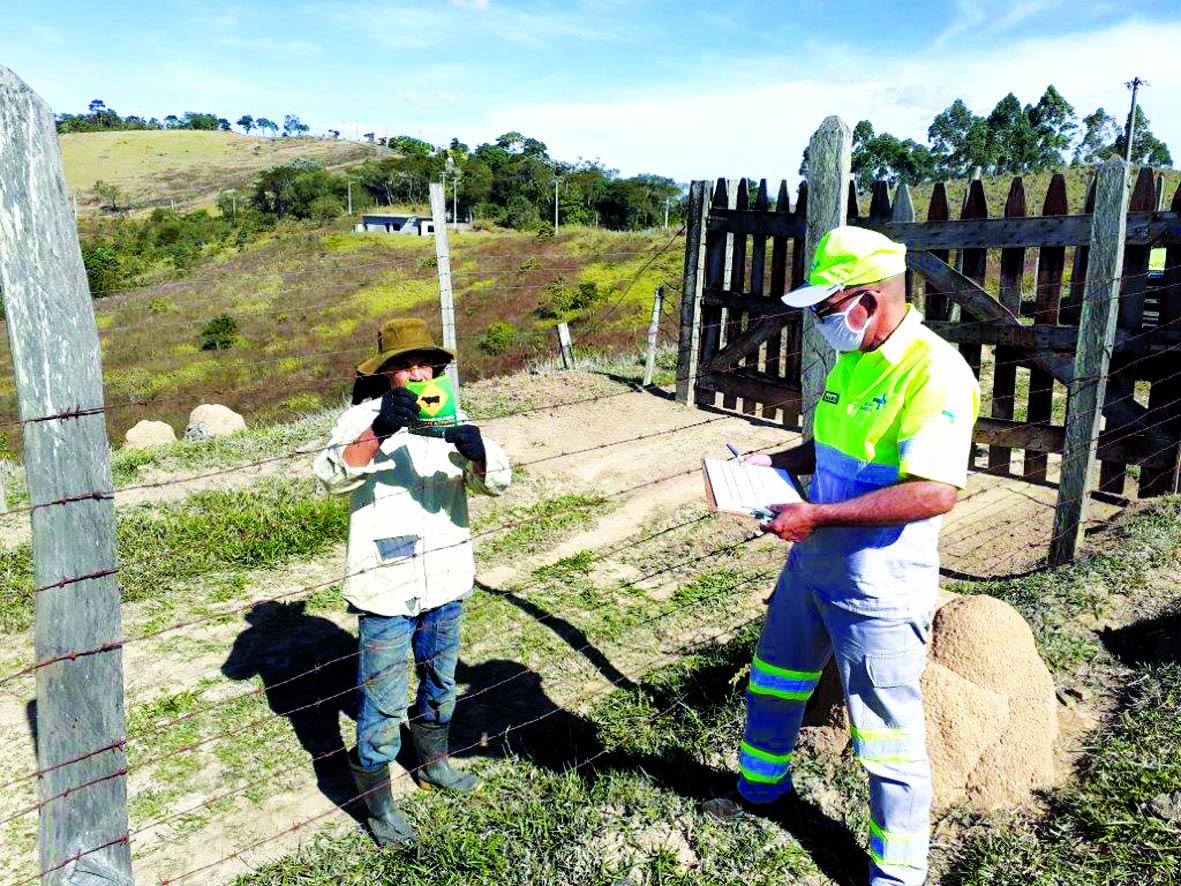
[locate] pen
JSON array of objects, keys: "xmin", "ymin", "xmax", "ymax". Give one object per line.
[{"xmin": 725, "ymin": 442, "xmax": 741, "ymax": 460}]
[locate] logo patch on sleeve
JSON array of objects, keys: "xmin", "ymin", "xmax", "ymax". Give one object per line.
[{"xmin": 821, "ymin": 391, "xmax": 840, "ymax": 405}]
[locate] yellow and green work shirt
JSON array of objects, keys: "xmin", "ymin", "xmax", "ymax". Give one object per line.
[{"xmin": 790, "ymin": 307, "xmax": 980, "ymax": 618}]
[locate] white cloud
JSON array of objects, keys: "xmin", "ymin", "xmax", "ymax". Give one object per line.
[
  {"xmin": 477, "ymin": 17, "xmax": 1181, "ymax": 183},
  {"xmin": 934, "ymin": 0, "xmax": 1060, "ymax": 48},
  {"xmin": 313, "ymin": 0, "xmax": 630, "ymax": 49},
  {"xmin": 216, "ymin": 35, "xmax": 324, "ymax": 54}
]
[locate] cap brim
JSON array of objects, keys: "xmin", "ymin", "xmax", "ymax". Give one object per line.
[{"xmin": 781, "ymin": 282, "xmax": 842, "ymax": 308}]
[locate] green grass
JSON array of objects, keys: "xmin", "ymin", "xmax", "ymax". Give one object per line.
[
  {"xmin": 0, "ymin": 477, "xmax": 347, "ymax": 632},
  {"xmin": 108, "ymin": 407, "xmax": 343, "ymax": 485},
  {"xmin": 948, "ymin": 659, "xmax": 1181, "ymax": 886},
  {"xmin": 478, "ymin": 492, "xmax": 615, "ymax": 561},
  {"xmin": 227, "ymin": 498, "xmax": 1181, "ymax": 886},
  {"xmin": 237, "ymin": 615, "xmax": 829, "ymax": 886}
]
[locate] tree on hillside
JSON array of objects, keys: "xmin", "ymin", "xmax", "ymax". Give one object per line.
[
  {"xmin": 851, "ymin": 120, "xmax": 934, "ymax": 188},
  {"xmin": 928, "ymin": 99, "xmax": 992, "ymax": 178},
  {"xmin": 1114, "ymin": 105, "xmax": 1173, "ymax": 167},
  {"xmin": 985, "ymin": 93, "xmax": 1040, "ymax": 173},
  {"xmin": 387, "ymin": 135, "xmax": 434, "ymax": 156},
  {"xmin": 256, "ymin": 117, "xmax": 278, "ymax": 137},
  {"xmin": 1027, "ymin": 85, "xmax": 1077, "ymax": 166},
  {"xmin": 283, "ymin": 114, "xmax": 310, "ymax": 137},
  {"xmin": 1073, "ymin": 108, "xmax": 1120, "ymax": 164},
  {"xmin": 94, "ymin": 180, "xmax": 124, "ymax": 212},
  {"xmin": 251, "ymin": 161, "xmax": 346, "ymax": 219},
  {"xmin": 237, "ymin": 115, "xmax": 255, "ymax": 134}
]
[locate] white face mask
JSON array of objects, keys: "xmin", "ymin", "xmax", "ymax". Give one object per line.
[{"xmin": 816, "ymin": 297, "xmax": 868, "ymax": 352}]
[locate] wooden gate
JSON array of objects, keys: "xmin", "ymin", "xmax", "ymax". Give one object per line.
[{"xmin": 676, "ymin": 118, "xmax": 1181, "ymax": 564}]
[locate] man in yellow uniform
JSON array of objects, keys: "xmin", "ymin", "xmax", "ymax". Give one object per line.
[{"xmin": 706, "ymin": 227, "xmax": 979, "ymax": 886}]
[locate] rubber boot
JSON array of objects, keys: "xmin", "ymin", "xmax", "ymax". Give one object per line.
[
  {"xmin": 348, "ymin": 749, "xmax": 417, "ymax": 848},
  {"xmin": 409, "ymin": 722, "xmax": 481, "ymax": 792}
]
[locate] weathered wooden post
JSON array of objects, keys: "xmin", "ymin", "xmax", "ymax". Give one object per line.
[
  {"xmin": 1048, "ymin": 157, "xmax": 1131, "ymax": 566},
  {"xmin": 675, "ymin": 181, "xmax": 708, "ymax": 405},
  {"xmin": 556, "ymin": 322, "xmax": 575, "ymax": 369},
  {"xmin": 429, "ymin": 181, "xmax": 460, "ymax": 399},
  {"xmin": 0, "ymin": 67, "xmax": 132, "ymax": 883},
  {"xmin": 642, "ymin": 285, "xmax": 664, "ymax": 387},
  {"xmin": 801, "ymin": 116, "xmax": 852, "ymax": 437}
]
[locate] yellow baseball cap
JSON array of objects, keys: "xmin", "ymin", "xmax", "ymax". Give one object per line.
[{"xmin": 782, "ymin": 226, "xmax": 907, "ymax": 308}]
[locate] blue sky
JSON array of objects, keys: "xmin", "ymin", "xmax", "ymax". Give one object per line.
[{"xmin": 3, "ymin": 1, "xmax": 1180, "ymax": 183}]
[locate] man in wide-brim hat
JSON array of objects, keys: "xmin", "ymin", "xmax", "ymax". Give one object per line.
[{"xmin": 314, "ymin": 317, "xmax": 512, "ymax": 849}]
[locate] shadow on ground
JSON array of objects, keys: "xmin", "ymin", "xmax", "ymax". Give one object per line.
[
  {"xmin": 221, "ymin": 600, "xmax": 362, "ymax": 820},
  {"xmin": 222, "ymin": 590, "xmax": 867, "ymax": 884},
  {"xmin": 1099, "ymin": 606, "xmax": 1181, "ymax": 666}
]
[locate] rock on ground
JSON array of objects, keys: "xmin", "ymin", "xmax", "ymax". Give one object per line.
[
  {"xmin": 800, "ymin": 591, "xmax": 1059, "ymax": 811},
  {"xmin": 185, "ymin": 404, "xmax": 246, "ymax": 440},
  {"xmin": 124, "ymin": 419, "xmax": 177, "ymax": 449}
]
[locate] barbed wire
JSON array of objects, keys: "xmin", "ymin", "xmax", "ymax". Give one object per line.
[{"xmin": 4, "ymin": 223, "xmax": 1181, "ymax": 882}]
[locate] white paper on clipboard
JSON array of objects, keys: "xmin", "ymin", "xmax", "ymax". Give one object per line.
[{"xmin": 702, "ymin": 457, "xmax": 803, "ymax": 520}]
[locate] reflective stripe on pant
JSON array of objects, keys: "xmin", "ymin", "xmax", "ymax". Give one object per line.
[{"xmin": 738, "ymin": 561, "xmax": 932, "ymax": 886}]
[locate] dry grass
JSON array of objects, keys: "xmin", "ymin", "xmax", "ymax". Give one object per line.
[
  {"xmin": 59, "ymin": 130, "xmax": 382, "ymax": 213},
  {"xmin": 0, "ymin": 225, "xmax": 682, "ymax": 448}
]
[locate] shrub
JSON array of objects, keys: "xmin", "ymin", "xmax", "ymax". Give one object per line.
[
  {"xmin": 308, "ymin": 195, "xmax": 344, "ymax": 222},
  {"xmin": 535, "ymin": 222, "xmax": 554, "ymax": 241},
  {"xmin": 200, "ymin": 313, "xmax": 239, "ymax": 351},
  {"xmin": 518, "ymin": 258, "xmax": 542, "ymax": 272},
  {"xmin": 480, "ymin": 321, "xmax": 517, "ymax": 355},
  {"xmin": 149, "ymin": 298, "xmax": 174, "ymax": 314},
  {"xmin": 81, "ymin": 243, "xmax": 126, "ymax": 296},
  {"xmin": 571, "ymin": 281, "xmax": 601, "ymax": 310}
]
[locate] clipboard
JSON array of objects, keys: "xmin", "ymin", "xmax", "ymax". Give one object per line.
[{"xmin": 702, "ymin": 457, "xmax": 805, "ymax": 521}]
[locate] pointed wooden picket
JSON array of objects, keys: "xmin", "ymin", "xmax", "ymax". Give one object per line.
[
  {"xmin": 989, "ymin": 177, "xmax": 1027, "ymax": 474},
  {"xmin": 1024, "ymin": 173, "xmax": 1069, "ymax": 482}
]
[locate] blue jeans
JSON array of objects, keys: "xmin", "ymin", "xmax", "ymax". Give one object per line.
[
  {"xmin": 355, "ymin": 599, "xmax": 464, "ymax": 771},
  {"xmin": 739, "ymin": 562, "xmax": 933, "ymax": 886}
]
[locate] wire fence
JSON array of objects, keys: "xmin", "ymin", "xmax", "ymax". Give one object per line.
[{"xmin": 2, "ymin": 194, "xmax": 1180, "ymax": 885}]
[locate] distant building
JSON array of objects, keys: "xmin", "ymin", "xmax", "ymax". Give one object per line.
[
  {"xmin": 356, "ymin": 212, "xmax": 432, "ymax": 236},
  {"xmin": 355, "ymin": 211, "xmax": 473, "ymax": 237}
]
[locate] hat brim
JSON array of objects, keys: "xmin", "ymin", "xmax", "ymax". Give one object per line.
[
  {"xmin": 781, "ymin": 282, "xmax": 843, "ymax": 308},
  {"xmin": 356, "ymin": 346, "xmax": 455, "ymax": 376}
]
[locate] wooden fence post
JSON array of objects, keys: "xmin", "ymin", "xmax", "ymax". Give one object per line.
[
  {"xmin": 556, "ymin": 322, "xmax": 575, "ymax": 369},
  {"xmin": 801, "ymin": 116, "xmax": 852, "ymax": 437},
  {"xmin": 1049, "ymin": 157, "xmax": 1131, "ymax": 566},
  {"xmin": 429, "ymin": 181, "xmax": 460, "ymax": 399},
  {"xmin": 0, "ymin": 67, "xmax": 133, "ymax": 883},
  {"xmin": 642, "ymin": 285, "xmax": 664, "ymax": 387},
  {"xmin": 675, "ymin": 181, "xmax": 708, "ymax": 405}
]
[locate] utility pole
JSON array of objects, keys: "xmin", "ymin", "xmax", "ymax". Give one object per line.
[
  {"xmin": 553, "ymin": 177, "xmax": 560, "ymax": 233},
  {"xmin": 663, "ymin": 196, "xmax": 670, "ymax": 231},
  {"xmin": 347, "ymin": 179, "xmax": 353, "ymax": 215},
  {"xmin": 428, "ymin": 182, "xmax": 459, "ymax": 398},
  {"xmin": 452, "ymin": 176, "xmax": 458, "ymax": 227},
  {"xmin": 1123, "ymin": 77, "xmax": 1147, "ymax": 164}
]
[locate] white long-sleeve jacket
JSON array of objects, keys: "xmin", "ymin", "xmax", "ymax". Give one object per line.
[{"xmin": 312, "ymin": 399, "xmax": 512, "ymax": 617}]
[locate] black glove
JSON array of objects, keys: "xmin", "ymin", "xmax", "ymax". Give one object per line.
[
  {"xmin": 444, "ymin": 424, "xmax": 486, "ymax": 464},
  {"xmin": 371, "ymin": 387, "xmax": 420, "ymax": 439}
]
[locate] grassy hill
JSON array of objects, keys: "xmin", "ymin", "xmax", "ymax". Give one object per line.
[
  {"xmin": 59, "ymin": 130, "xmax": 383, "ymax": 215},
  {"xmin": 0, "ymin": 224, "xmax": 682, "ymax": 448}
]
